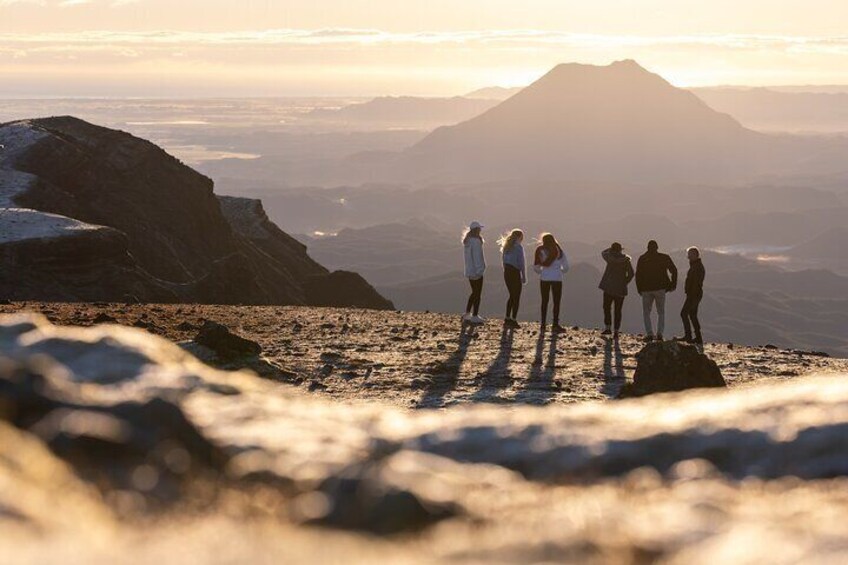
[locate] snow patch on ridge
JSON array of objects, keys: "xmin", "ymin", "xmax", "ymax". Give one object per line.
[{"xmin": 1, "ymin": 122, "xmax": 108, "ymax": 244}]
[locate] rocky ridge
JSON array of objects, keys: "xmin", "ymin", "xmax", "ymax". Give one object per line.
[
  {"xmin": 0, "ymin": 117, "xmax": 391, "ymax": 309},
  {"xmin": 1, "ymin": 311, "xmax": 848, "ymax": 563}
]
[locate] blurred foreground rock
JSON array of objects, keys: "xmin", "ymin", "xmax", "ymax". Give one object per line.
[{"xmin": 2, "ymin": 313, "xmax": 848, "ymax": 564}]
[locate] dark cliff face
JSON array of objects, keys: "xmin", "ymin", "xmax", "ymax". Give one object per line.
[
  {"xmin": 11, "ymin": 117, "xmax": 235, "ymax": 283},
  {"xmin": 0, "ymin": 117, "xmax": 392, "ymax": 309},
  {"xmin": 218, "ymin": 196, "xmax": 394, "ymax": 310}
]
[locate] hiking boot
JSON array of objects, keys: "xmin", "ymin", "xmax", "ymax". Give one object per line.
[
  {"xmin": 552, "ymin": 324, "xmax": 567, "ymax": 333},
  {"xmin": 693, "ymin": 335, "xmax": 704, "ymax": 345},
  {"xmin": 644, "ymin": 334, "xmax": 655, "ymax": 343},
  {"xmin": 656, "ymin": 334, "xmax": 664, "ymax": 342},
  {"xmin": 601, "ymin": 328, "xmax": 612, "ymax": 336},
  {"xmin": 613, "ymin": 331, "xmax": 620, "ymax": 340},
  {"xmin": 469, "ymin": 315, "xmax": 486, "ymax": 325},
  {"xmin": 674, "ymin": 335, "xmax": 693, "ymax": 343}
]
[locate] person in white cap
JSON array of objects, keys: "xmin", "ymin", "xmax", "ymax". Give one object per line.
[{"xmin": 462, "ymin": 221, "xmax": 487, "ymax": 324}]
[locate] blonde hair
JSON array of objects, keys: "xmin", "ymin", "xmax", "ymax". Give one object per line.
[{"xmin": 498, "ymin": 229, "xmax": 524, "ymax": 252}]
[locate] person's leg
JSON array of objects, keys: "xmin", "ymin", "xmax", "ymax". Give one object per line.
[
  {"xmin": 466, "ymin": 279, "xmax": 476, "ymax": 315},
  {"xmin": 510, "ymin": 273, "xmax": 522, "ymax": 319},
  {"xmin": 552, "ymin": 282, "xmax": 562, "ymax": 326},
  {"xmin": 540, "ymin": 281, "xmax": 550, "ymax": 325},
  {"xmin": 603, "ymin": 293, "xmax": 613, "ymax": 329},
  {"xmin": 642, "ymin": 292, "xmax": 655, "ymax": 336},
  {"xmin": 613, "ymin": 296, "xmax": 624, "ymax": 331},
  {"xmin": 680, "ymin": 296, "xmax": 693, "ymax": 339},
  {"xmin": 504, "ymin": 271, "xmax": 514, "ymax": 319},
  {"xmin": 656, "ymin": 290, "xmax": 666, "ymax": 338},
  {"xmin": 690, "ymin": 295, "xmax": 702, "ymax": 340},
  {"xmin": 472, "ymin": 277, "xmax": 483, "ymax": 316}
]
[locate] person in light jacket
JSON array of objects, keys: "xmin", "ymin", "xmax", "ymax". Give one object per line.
[
  {"xmin": 462, "ymin": 221, "xmax": 487, "ymax": 324},
  {"xmin": 499, "ymin": 229, "xmax": 526, "ymax": 328},
  {"xmin": 533, "ymin": 233, "xmax": 569, "ymax": 332},
  {"xmin": 598, "ymin": 242, "xmax": 634, "ymax": 339}
]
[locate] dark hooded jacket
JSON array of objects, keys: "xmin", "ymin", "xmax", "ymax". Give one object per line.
[{"xmin": 599, "ymin": 248, "xmax": 635, "ymax": 297}]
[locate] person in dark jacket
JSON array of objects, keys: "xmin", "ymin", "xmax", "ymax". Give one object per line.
[
  {"xmin": 677, "ymin": 246, "xmax": 706, "ymax": 344},
  {"xmin": 635, "ymin": 240, "xmax": 678, "ymax": 341},
  {"xmin": 598, "ymin": 242, "xmax": 634, "ymax": 339}
]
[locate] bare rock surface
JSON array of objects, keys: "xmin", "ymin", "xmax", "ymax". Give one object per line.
[{"xmin": 1, "ymin": 311, "xmax": 848, "ymax": 563}]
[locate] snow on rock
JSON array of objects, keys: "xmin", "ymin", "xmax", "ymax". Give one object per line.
[
  {"xmin": 0, "ymin": 208, "xmax": 108, "ymax": 244},
  {"xmin": 0, "ymin": 120, "xmax": 49, "ymax": 167},
  {"xmin": 1, "ymin": 121, "xmax": 109, "ymax": 244}
]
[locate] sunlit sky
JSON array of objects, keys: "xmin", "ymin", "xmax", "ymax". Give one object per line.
[{"xmin": 2, "ymin": 0, "xmax": 847, "ymax": 97}]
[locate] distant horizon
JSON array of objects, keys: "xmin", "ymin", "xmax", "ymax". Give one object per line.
[{"xmin": 4, "ymin": 81, "xmax": 848, "ymax": 100}]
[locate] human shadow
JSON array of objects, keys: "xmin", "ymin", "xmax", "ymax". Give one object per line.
[
  {"xmin": 416, "ymin": 321, "xmax": 476, "ymax": 408},
  {"xmin": 601, "ymin": 336, "xmax": 626, "ymax": 398},
  {"xmin": 513, "ymin": 330, "xmax": 559, "ymax": 405},
  {"xmin": 470, "ymin": 325, "xmax": 516, "ymax": 403}
]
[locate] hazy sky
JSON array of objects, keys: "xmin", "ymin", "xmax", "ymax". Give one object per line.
[{"xmin": 2, "ymin": 0, "xmax": 847, "ymax": 96}]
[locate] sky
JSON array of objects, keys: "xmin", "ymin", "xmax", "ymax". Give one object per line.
[{"xmin": 1, "ymin": 0, "xmax": 847, "ymax": 97}]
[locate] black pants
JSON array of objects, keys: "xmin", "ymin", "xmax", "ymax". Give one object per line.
[
  {"xmin": 504, "ymin": 266, "xmax": 522, "ymax": 319},
  {"xmin": 681, "ymin": 293, "xmax": 702, "ymax": 338},
  {"xmin": 466, "ymin": 277, "xmax": 484, "ymax": 316},
  {"xmin": 540, "ymin": 281, "xmax": 562, "ymax": 325},
  {"xmin": 603, "ymin": 293, "xmax": 625, "ymax": 330}
]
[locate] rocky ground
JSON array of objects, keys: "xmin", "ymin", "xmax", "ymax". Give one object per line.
[
  {"xmin": 1, "ymin": 309, "xmax": 848, "ymax": 564},
  {"xmin": 1, "ymin": 302, "xmax": 844, "ymax": 408}
]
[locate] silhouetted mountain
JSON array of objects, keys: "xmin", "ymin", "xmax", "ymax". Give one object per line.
[
  {"xmin": 308, "ymin": 96, "xmax": 498, "ymax": 127},
  {"xmin": 406, "ymin": 61, "xmax": 848, "ymax": 183},
  {"xmin": 0, "ymin": 117, "xmax": 392, "ymax": 308}
]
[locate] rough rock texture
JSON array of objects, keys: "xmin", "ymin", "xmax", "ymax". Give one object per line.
[
  {"xmin": 2, "ymin": 312, "xmax": 848, "ymax": 563},
  {"xmin": 218, "ymin": 196, "xmax": 393, "ymax": 310},
  {"xmin": 0, "ymin": 117, "xmax": 391, "ymax": 309},
  {"xmin": 620, "ymin": 340, "xmax": 727, "ymax": 397}
]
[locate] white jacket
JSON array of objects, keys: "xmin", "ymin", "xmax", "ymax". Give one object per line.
[
  {"xmin": 464, "ymin": 237, "xmax": 486, "ymax": 279},
  {"xmin": 534, "ymin": 248, "xmax": 570, "ymax": 282}
]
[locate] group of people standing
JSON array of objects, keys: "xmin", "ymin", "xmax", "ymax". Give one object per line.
[{"xmin": 462, "ymin": 221, "xmax": 706, "ymax": 344}]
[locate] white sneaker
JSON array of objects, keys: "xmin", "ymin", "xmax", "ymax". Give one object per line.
[
  {"xmin": 470, "ymin": 315, "xmax": 486, "ymax": 324},
  {"xmin": 462, "ymin": 313, "xmax": 473, "ymax": 322}
]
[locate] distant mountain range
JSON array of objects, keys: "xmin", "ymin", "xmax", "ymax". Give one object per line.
[
  {"xmin": 0, "ymin": 117, "xmax": 392, "ymax": 308},
  {"xmin": 308, "ymin": 96, "xmax": 499, "ymax": 128},
  {"xmin": 464, "ymin": 86, "xmax": 523, "ymax": 100},
  {"xmin": 691, "ymin": 87, "xmax": 848, "ymax": 132}
]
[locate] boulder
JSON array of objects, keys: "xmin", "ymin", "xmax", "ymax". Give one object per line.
[
  {"xmin": 620, "ymin": 340, "xmax": 726, "ymax": 398},
  {"xmin": 192, "ymin": 320, "xmax": 262, "ymax": 361}
]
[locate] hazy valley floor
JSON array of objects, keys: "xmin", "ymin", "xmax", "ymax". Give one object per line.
[{"xmin": 2, "ymin": 302, "xmax": 845, "ymax": 408}]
